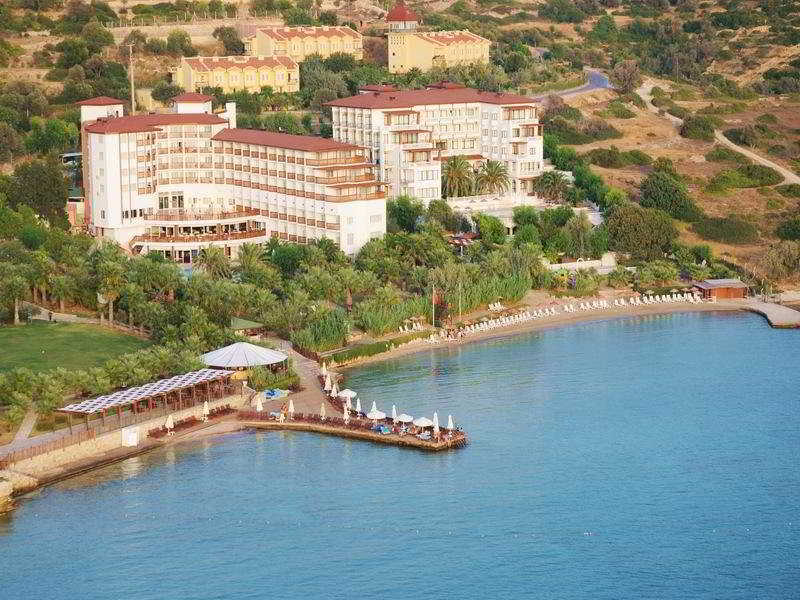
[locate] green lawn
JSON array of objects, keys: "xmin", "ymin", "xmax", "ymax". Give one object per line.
[{"xmin": 0, "ymin": 322, "xmax": 151, "ymax": 373}]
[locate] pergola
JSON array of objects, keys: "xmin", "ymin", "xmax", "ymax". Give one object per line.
[{"xmin": 57, "ymin": 369, "xmax": 236, "ymax": 430}]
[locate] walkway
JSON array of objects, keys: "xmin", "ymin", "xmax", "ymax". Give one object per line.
[
  {"xmin": 532, "ymin": 69, "xmax": 611, "ymax": 102},
  {"xmin": 637, "ymin": 81, "xmax": 800, "ymax": 185},
  {"xmin": 740, "ymin": 299, "xmax": 800, "ymax": 328}
]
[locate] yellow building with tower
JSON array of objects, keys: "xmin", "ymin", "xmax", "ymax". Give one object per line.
[
  {"xmin": 245, "ymin": 26, "xmax": 363, "ymax": 62},
  {"xmin": 174, "ymin": 55, "xmax": 299, "ymax": 94},
  {"xmin": 385, "ymin": 1, "xmax": 491, "ymax": 74}
]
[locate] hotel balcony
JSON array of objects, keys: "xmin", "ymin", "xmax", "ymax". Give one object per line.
[
  {"xmin": 130, "ymin": 229, "xmax": 268, "ymax": 248},
  {"xmin": 142, "ymin": 208, "xmax": 261, "ymax": 224}
]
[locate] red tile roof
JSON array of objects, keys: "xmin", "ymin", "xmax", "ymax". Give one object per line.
[
  {"xmin": 359, "ymin": 84, "xmax": 398, "ymax": 92},
  {"xmin": 386, "ymin": 1, "xmax": 420, "ymax": 22},
  {"xmin": 172, "ymin": 92, "xmax": 214, "ymax": 103},
  {"xmin": 76, "ymin": 96, "xmax": 124, "ymax": 106},
  {"xmin": 427, "ymin": 81, "xmax": 466, "ymax": 89},
  {"xmin": 183, "ymin": 55, "xmax": 297, "ymax": 71},
  {"xmin": 327, "ymin": 87, "xmax": 537, "ymax": 109},
  {"xmin": 212, "ymin": 128, "xmax": 361, "ymax": 152},
  {"xmin": 84, "ymin": 113, "xmax": 228, "ymax": 134},
  {"xmin": 257, "ymin": 26, "xmax": 361, "ymax": 41}
]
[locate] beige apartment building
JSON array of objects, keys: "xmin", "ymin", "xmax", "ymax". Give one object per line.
[
  {"xmin": 173, "ymin": 55, "xmax": 299, "ymax": 94},
  {"xmin": 244, "ymin": 26, "xmax": 363, "ymax": 62},
  {"xmin": 385, "ymin": 1, "xmax": 491, "ymax": 73}
]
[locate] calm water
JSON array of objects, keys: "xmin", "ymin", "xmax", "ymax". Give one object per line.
[{"xmin": 2, "ymin": 312, "xmax": 798, "ymax": 599}]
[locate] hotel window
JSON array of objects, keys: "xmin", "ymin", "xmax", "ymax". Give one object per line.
[
  {"xmin": 370, "ymin": 214, "xmax": 382, "ymax": 224},
  {"xmin": 347, "ymin": 233, "xmax": 354, "ymax": 245}
]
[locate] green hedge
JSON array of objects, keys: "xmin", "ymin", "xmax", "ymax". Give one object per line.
[
  {"xmin": 325, "ymin": 331, "xmax": 430, "ymax": 365},
  {"xmin": 776, "ymin": 184, "xmax": 800, "ymax": 198},
  {"xmin": 692, "ymin": 215, "xmax": 759, "ymax": 244}
]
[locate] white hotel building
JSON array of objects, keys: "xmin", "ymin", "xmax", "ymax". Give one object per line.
[
  {"xmin": 327, "ymin": 83, "xmax": 545, "ymax": 202},
  {"xmin": 79, "ymin": 94, "xmax": 386, "ymax": 262}
]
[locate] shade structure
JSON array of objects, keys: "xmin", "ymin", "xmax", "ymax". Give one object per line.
[
  {"xmin": 320, "ymin": 402, "xmax": 326, "ymax": 420},
  {"xmin": 330, "ymin": 382, "xmax": 339, "ymax": 398},
  {"xmin": 366, "ymin": 409, "xmax": 386, "ymax": 421},
  {"xmin": 338, "ymin": 389, "xmax": 357, "ymax": 399},
  {"xmin": 255, "ymin": 397, "xmax": 264, "ymax": 412},
  {"xmin": 323, "ymin": 374, "xmax": 332, "ymax": 392},
  {"xmin": 202, "ymin": 401, "xmax": 209, "ymax": 417},
  {"xmin": 413, "ymin": 417, "xmax": 433, "ymax": 427},
  {"xmin": 391, "ymin": 405, "xmax": 397, "ymax": 423},
  {"xmin": 355, "ymin": 398, "xmax": 362, "ymax": 414},
  {"xmin": 433, "ymin": 412, "xmax": 440, "ymax": 436},
  {"xmin": 396, "ymin": 413, "xmax": 413, "ymax": 423},
  {"xmin": 447, "ymin": 414, "xmax": 454, "ymax": 430},
  {"xmin": 288, "ymin": 399, "xmax": 295, "ymax": 416},
  {"xmin": 201, "ymin": 342, "xmax": 287, "ymax": 369},
  {"xmin": 165, "ymin": 414, "xmax": 174, "ymax": 430}
]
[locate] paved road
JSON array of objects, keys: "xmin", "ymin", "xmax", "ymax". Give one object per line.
[
  {"xmin": 638, "ymin": 80, "xmax": 800, "ymax": 185},
  {"xmin": 532, "ymin": 69, "xmax": 611, "ymax": 102}
]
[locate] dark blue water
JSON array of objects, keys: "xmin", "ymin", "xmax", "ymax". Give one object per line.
[{"xmin": 2, "ymin": 312, "xmax": 798, "ymax": 599}]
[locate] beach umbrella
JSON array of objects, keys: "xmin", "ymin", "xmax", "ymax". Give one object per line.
[
  {"xmin": 343, "ymin": 405, "xmax": 349, "ymax": 423},
  {"xmin": 396, "ymin": 413, "xmax": 413, "ymax": 423},
  {"xmin": 433, "ymin": 412, "xmax": 440, "ymax": 436},
  {"xmin": 366, "ymin": 408, "xmax": 386, "ymax": 422},
  {"xmin": 320, "ymin": 363, "xmax": 328, "ymax": 376},
  {"xmin": 202, "ymin": 401, "xmax": 209, "ymax": 417},
  {"xmin": 345, "ymin": 397, "xmax": 352, "ymax": 412},
  {"xmin": 330, "ymin": 382, "xmax": 339, "ymax": 398},
  {"xmin": 288, "ymin": 399, "xmax": 295, "ymax": 417},
  {"xmin": 392, "ymin": 404, "xmax": 397, "ymax": 423},
  {"xmin": 447, "ymin": 414, "xmax": 454, "ymax": 430},
  {"xmin": 413, "ymin": 416, "xmax": 433, "ymax": 428},
  {"xmin": 338, "ymin": 389, "xmax": 357, "ymax": 399},
  {"xmin": 165, "ymin": 414, "xmax": 174, "ymax": 430},
  {"xmin": 255, "ymin": 396, "xmax": 264, "ymax": 412},
  {"xmin": 320, "ymin": 402, "xmax": 326, "ymax": 420},
  {"xmin": 370, "ymin": 401, "xmax": 378, "ymax": 413},
  {"xmin": 355, "ymin": 397, "xmax": 361, "ymax": 414},
  {"xmin": 323, "ymin": 374, "xmax": 332, "ymax": 392}
]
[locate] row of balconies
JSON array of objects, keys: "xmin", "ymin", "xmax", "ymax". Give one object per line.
[
  {"xmin": 142, "ymin": 208, "xmax": 261, "ymax": 222},
  {"xmin": 131, "ymin": 229, "xmax": 267, "ymax": 246}
]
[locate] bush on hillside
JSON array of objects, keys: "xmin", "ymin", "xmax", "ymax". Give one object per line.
[
  {"xmin": 680, "ymin": 115, "xmax": 717, "ymax": 141},
  {"xmin": 776, "ymin": 184, "xmax": 800, "ymax": 198},
  {"xmin": 692, "ymin": 215, "xmax": 759, "ymax": 244},
  {"xmin": 776, "ymin": 217, "xmax": 800, "ymax": 240},
  {"xmin": 581, "ymin": 146, "xmax": 652, "ymax": 168},
  {"xmin": 639, "ymin": 171, "xmax": 701, "ymax": 221},
  {"xmin": 705, "ymin": 145, "xmax": 749, "ymax": 164}
]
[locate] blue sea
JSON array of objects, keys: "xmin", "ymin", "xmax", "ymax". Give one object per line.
[{"xmin": 2, "ymin": 311, "xmax": 798, "ymax": 599}]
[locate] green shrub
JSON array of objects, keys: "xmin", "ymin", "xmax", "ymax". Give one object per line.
[
  {"xmin": 737, "ymin": 164, "xmax": 783, "ymax": 186},
  {"xmin": 605, "ymin": 100, "xmax": 636, "ymax": 119},
  {"xmin": 776, "ymin": 217, "xmax": 800, "ymax": 240},
  {"xmin": 776, "ymin": 184, "xmax": 800, "ymax": 198},
  {"xmin": 680, "ymin": 115, "xmax": 717, "ymax": 141},
  {"xmin": 705, "ymin": 145, "xmax": 749, "ymax": 164},
  {"xmin": 756, "ymin": 113, "xmax": 779, "ymax": 124},
  {"xmin": 248, "ymin": 363, "xmax": 300, "ymax": 391},
  {"xmin": 582, "ymin": 146, "xmax": 652, "ymax": 168},
  {"xmin": 327, "ymin": 331, "xmax": 430, "ymax": 364},
  {"xmin": 692, "ymin": 215, "xmax": 759, "ymax": 244},
  {"xmin": 708, "ymin": 164, "xmax": 783, "ymax": 190}
]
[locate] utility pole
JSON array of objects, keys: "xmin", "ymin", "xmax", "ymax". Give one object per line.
[{"xmin": 126, "ymin": 44, "xmax": 136, "ymax": 115}]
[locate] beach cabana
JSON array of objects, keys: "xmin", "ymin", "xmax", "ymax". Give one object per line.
[
  {"xmin": 201, "ymin": 342, "xmax": 287, "ymax": 369},
  {"xmin": 229, "ymin": 317, "xmax": 264, "ymax": 336}
]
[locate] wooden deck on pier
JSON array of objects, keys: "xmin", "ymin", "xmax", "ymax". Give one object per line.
[
  {"xmin": 239, "ymin": 419, "xmax": 467, "ymax": 452},
  {"xmin": 741, "ymin": 300, "xmax": 800, "ymax": 328}
]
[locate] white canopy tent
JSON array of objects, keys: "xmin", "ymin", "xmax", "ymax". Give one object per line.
[{"xmin": 201, "ymin": 342, "xmax": 287, "ymax": 369}]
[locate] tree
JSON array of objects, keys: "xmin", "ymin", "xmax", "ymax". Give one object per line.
[
  {"xmin": 55, "ymin": 38, "xmax": 89, "ymax": 69},
  {"xmin": 195, "ymin": 246, "xmax": 231, "ymax": 279},
  {"xmin": 0, "ymin": 123, "xmax": 22, "ymax": 163},
  {"xmin": 82, "ymin": 20, "xmax": 114, "ymax": 54},
  {"xmin": 49, "ymin": 274, "xmax": 74, "ymax": 312},
  {"xmin": 610, "ymin": 60, "xmax": 642, "ymax": 94},
  {"xmin": 475, "ymin": 160, "xmax": 510, "ymax": 194},
  {"xmin": 514, "ymin": 223, "xmax": 540, "ymax": 247},
  {"xmin": 9, "ymin": 157, "xmax": 69, "ymax": 228},
  {"xmin": 166, "ymin": 30, "xmax": 196, "ymax": 57},
  {"xmin": 212, "ymin": 27, "xmax": 245, "ymax": 55},
  {"xmin": 605, "ymin": 203, "xmax": 677, "ymax": 261},
  {"xmin": 442, "ymin": 155, "xmax": 474, "ymax": 198},
  {"xmin": 24, "ymin": 117, "xmax": 79, "ymax": 155},
  {"xmin": 151, "ymin": 81, "xmax": 184, "ymax": 104},
  {"xmin": 513, "ymin": 205, "xmax": 538, "ymax": 228},
  {"xmin": 639, "ymin": 260, "xmax": 679, "ymax": 286},
  {"xmin": 0, "ymin": 263, "xmax": 27, "ymax": 325},
  {"xmin": 639, "ymin": 171, "xmax": 699, "ymax": 221},
  {"xmin": 98, "ymin": 260, "xmax": 125, "ymax": 323},
  {"xmin": 474, "ymin": 213, "xmax": 506, "ymax": 245},
  {"xmin": 533, "ymin": 171, "xmax": 570, "ymax": 203},
  {"xmin": 323, "ymin": 52, "xmax": 357, "ymax": 73},
  {"xmin": 387, "ymin": 195, "xmax": 424, "ymax": 233},
  {"xmin": 564, "ymin": 211, "xmax": 592, "ymax": 258}
]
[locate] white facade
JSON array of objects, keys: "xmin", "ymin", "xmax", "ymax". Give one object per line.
[
  {"xmin": 329, "ymin": 86, "xmax": 545, "ymax": 203},
  {"xmin": 79, "ymin": 98, "xmax": 385, "ymax": 262}
]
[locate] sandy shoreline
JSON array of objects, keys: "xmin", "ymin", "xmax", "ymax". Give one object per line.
[{"xmin": 335, "ymin": 301, "xmax": 745, "ymax": 371}]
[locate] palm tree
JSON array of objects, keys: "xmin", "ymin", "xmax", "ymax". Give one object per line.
[
  {"xmin": 98, "ymin": 260, "xmax": 126, "ymax": 323},
  {"xmin": 49, "ymin": 274, "xmax": 74, "ymax": 312},
  {"xmin": 475, "ymin": 160, "xmax": 510, "ymax": 194},
  {"xmin": 4, "ymin": 274, "xmax": 28, "ymax": 325},
  {"xmin": 236, "ymin": 243, "xmax": 264, "ymax": 273},
  {"xmin": 442, "ymin": 155, "xmax": 474, "ymax": 198},
  {"xmin": 533, "ymin": 171, "xmax": 570, "ymax": 203},
  {"xmin": 195, "ymin": 245, "xmax": 231, "ymax": 279}
]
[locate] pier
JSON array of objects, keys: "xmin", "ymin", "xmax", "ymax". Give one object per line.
[
  {"xmin": 740, "ymin": 300, "xmax": 800, "ymax": 328},
  {"xmin": 238, "ymin": 412, "xmax": 468, "ymax": 452}
]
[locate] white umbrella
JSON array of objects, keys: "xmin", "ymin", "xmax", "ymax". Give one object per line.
[
  {"xmin": 370, "ymin": 401, "xmax": 378, "ymax": 413},
  {"xmin": 366, "ymin": 409, "xmax": 386, "ymax": 421},
  {"xmin": 320, "ymin": 363, "xmax": 328, "ymax": 376},
  {"xmin": 355, "ymin": 397, "xmax": 362, "ymax": 414},
  {"xmin": 288, "ymin": 399, "xmax": 295, "ymax": 417},
  {"xmin": 447, "ymin": 414, "xmax": 454, "ymax": 430},
  {"xmin": 345, "ymin": 397, "xmax": 352, "ymax": 412},
  {"xmin": 330, "ymin": 382, "xmax": 339, "ymax": 398},
  {"xmin": 413, "ymin": 416, "xmax": 434, "ymax": 427},
  {"xmin": 323, "ymin": 374, "xmax": 332, "ymax": 392},
  {"xmin": 255, "ymin": 397, "xmax": 264, "ymax": 412},
  {"xmin": 338, "ymin": 389, "xmax": 357, "ymax": 399},
  {"xmin": 320, "ymin": 402, "xmax": 326, "ymax": 420},
  {"xmin": 165, "ymin": 414, "xmax": 174, "ymax": 430},
  {"xmin": 396, "ymin": 413, "xmax": 413, "ymax": 423},
  {"xmin": 202, "ymin": 401, "xmax": 209, "ymax": 417},
  {"xmin": 391, "ymin": 404, "xmax": 397, "ymax": 423},
  {"xmin": 433, "ymin": 412, "xmax": 440, "ymax": 437},
  {"xmin": 343, "ymin": 405, "xmax": 349, "ymax": 423}
]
